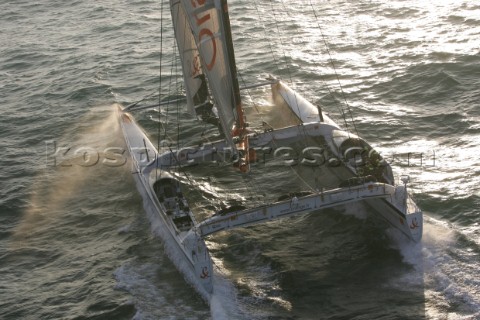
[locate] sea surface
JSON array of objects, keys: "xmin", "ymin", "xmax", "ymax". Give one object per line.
[{"xmin": 1, "ymin": 0, "xmax": 479, "ymax": 319}]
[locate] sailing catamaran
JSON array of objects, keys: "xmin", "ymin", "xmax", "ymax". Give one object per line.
[{"xmin": 117, "ymin": 0, "xmax": 423, "ymax": 299}]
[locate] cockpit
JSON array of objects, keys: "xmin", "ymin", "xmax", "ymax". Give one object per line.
[
  {"xmin": 153, "ymin": 177, "xmax": 178, "ymax": 202},
  {"xmin": 153, "ymin": 177, "xmax": 194, "ymax": 232}
]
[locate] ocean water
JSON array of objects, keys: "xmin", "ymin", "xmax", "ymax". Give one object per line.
[{"xmin": 1, "ymin": 0, "xmax": 479, "ymax": 319}]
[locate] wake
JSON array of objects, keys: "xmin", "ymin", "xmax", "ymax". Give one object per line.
[{"xmin": 389, "ymin": 215, "xmax": 480, "ymax": 319}]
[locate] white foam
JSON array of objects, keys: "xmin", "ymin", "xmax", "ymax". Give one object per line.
[
  {"xmin": 114, "ymin": 262, "xmax": 168, "ymax": 319},
  {"xmin": 339, "ymin": 202, "xmax": 369, "ymax": 220},
  {"xmin": 210, "ymin": 272, "xmax": 240, "ymax": 320},
  {"xmin": 388, "ymin": 215, "xmax": 480, "ymax": 318},
  {"xmin": 117, "ymin": 224, "xmax": 131, "ymax": 234}
]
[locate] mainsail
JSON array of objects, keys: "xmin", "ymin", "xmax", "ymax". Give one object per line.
[
  {"xmin": 170, "ymin": 0, "xmax": 210, "ymax": 115},
  {"xmin": 179, "ymin": 0, "xmax": 244, "ymax": 146}
]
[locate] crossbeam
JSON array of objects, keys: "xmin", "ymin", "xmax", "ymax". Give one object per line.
[{"xmin": 197, "ymin": 183, "xmax": 396, "ymax": 237}]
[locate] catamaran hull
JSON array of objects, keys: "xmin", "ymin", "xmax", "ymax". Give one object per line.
[
  {"xmin": 273, "ymin": 81, "xmax": 423, "ymax": 242},
  {"xmin": 129, "ymin": 171, "xmax": 213, "ymax": 299},
  {"xmin": 116, "ymin": 106, "xmax": 214, "ymax": 300},
  {"xmin": 365, "ymin": 198, "xmax": 423, "ymax": 242}
]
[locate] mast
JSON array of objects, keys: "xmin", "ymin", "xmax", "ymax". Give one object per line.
[
  {"xmin": 219, "ymin": 0, "xmax": 244, "ymax": 130},
  {"xmin": 219, "ymin": 0, "xmax": 251, "ymax": 172}
]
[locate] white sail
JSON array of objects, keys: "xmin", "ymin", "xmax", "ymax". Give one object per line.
[
  {"xmin": 179, "ymin": 0, "xmax": 243, "ymax": 142},
  {"xmin": 170, "ymin": 0, "xmax": 209, "ymax": 115}
]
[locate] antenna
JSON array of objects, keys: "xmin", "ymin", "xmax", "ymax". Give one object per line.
[{"xmin": 400, "ymin": 175, "xmax": 410, "ymax": 214}]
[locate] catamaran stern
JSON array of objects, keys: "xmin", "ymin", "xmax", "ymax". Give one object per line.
[
  {"xmin": 365, "ymin": 193, "xmax": 423, "ymax": 243},
  {"xmin": 184, "ymin": 230, "xmax": 214, "ymax": 294}
]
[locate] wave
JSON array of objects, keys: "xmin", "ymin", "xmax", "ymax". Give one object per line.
[{"xmin": 390, "ymin": 215, "xmax": 480, "ymax": 319}]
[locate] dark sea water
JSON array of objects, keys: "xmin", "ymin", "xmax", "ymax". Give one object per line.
[{"xmin": 1, "ymin": 1, "xmax": 479, "ymax": 319}]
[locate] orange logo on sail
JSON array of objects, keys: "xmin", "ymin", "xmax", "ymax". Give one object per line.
[{"xmin": 189, "ymin": 0, "xmax": 217, "ymax": 71}]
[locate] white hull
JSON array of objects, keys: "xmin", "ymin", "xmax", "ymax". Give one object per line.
[
  {"xmin": 273, "ymin": 81, "xmax": 423, "ymax": 242},
  {"xmin": 117, "ymin": 107, "xmax": 213, "ymax": 299}
]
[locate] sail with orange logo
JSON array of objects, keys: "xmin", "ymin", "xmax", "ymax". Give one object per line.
[
  {"xmin": 177, "ymin": 0, "xmax": 245, "ymax": 151},
  {"xmin": 170, "ymin": 0, "xmax": 210, "ymax": 117}
]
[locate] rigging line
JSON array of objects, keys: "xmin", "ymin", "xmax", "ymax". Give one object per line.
[
  {"xmin": 163, "ymin": 41, "xmax": 177, "ymax": 144},
  {"xmin": 175, "ymin": 1, "xmax": 193, "ymax": 151},
  {"xmin": 267, "ymin": 126, "xmax": 318, "ymax": 192},
  {"xmin": 237, "ymin": 71, "xmax": 260, "ymax": 114},
  {"xmin": 245, "ymin": 171, "xmax": 266, "ymax": 202},
  {"xmin": 268, "ymin": 0, "xmax": 311, "ymax": 142},
  {"xmin": 309, "ymin": 1, "xmax": 358, "ymax": 137},
  {"xmin": 169, "ymin": 4, "xmax": 214, "ymax": 212},
  {"xmin": 246, "ymin": 1, "xmax": 293, "ymax": 127},
  {"xmin": 235, "ymin": 70, "xmax": 314, "ymax": 195},
  {"xmin": 165, "ymin": 152, "xmax": 209, "ymax": 215},
  {"xmin": 235, "ymin": 81, "xmax": 315, "ymax": 194},
  {"xmin": 175, "ymin": 41, "xmax": 181, "ymax": 152},
  {"xmin": 268, "ymin": 0, "xmax": 294, "ymax": 86},
  {"xmin": 279, "ymin": 0, "xmax": 293, "ymax": 18},
  {"xmin": 200, "ymin": 122, "xmax": 211, "ymax": 144},
  {"xmin": 274, "ymin": 1, "xmax": 344, "ymax": 129},
  {"xmin": 246, "ymin": 0, "xmax": 314, "ymax": 195},
  {"xmin": 252, "ymin": 0, "xmax": 281, "ymax": 73},
  {"xmin": 156, "ymin": 0, "xmax": 165, "ymax": 182},
  {"xmin": 171, "ymin": 30, "xmax": 189, "ymax": 179},
  {"xmin": 125, "ymin": 90, "xmax": 159, "ymax": 110},
  {"xmin": 241, "ymin": 174, "xmax": 261, "ymax": 202}
]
